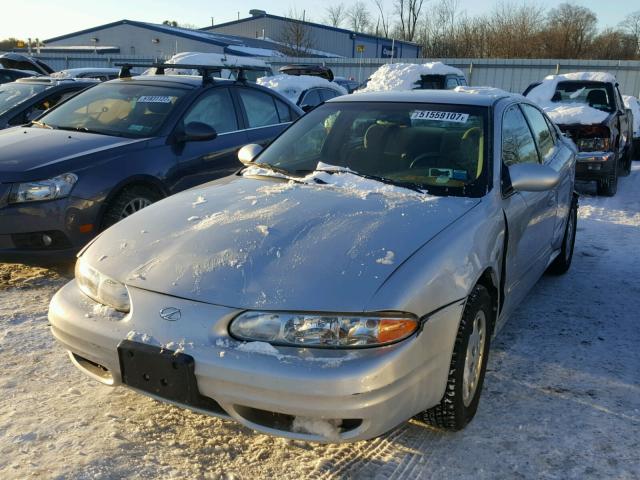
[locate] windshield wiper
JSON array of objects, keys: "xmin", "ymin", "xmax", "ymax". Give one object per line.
[
  {"xmin": 317, "ymin": 168, "xmax": 427, "ymax": 194},
  {"xmin": 30, "ymin": 120, "xmax": 53, "ymax": 129},
  {"xmin": 244, "ymin": 162, "xmax": 295, "ymax": 177},
  {"xmin": 55, "ymin": 125, "xmax": 124, "ymax": 137}
]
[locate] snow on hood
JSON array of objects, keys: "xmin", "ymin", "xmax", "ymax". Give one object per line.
[
  {"xmin": 84, "ymin": 173, "xmax": 479, "ymax": 312},
  {"xmin": 257, "ymin": 74, "xmax": 347, "ymax": 103},
  {"xmin": 623, "ymin": 95, "xmax": 640, "ymax": 136},
  {"xmin": 358, "ymin": 62, "xmax": 464, "ymax": 93}
]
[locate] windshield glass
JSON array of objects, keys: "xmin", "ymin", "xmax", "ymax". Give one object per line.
[
  {"xmin": 254, "ymin": 102, "xmax": 489, "ymax": 197},
  {"xmin": 0, "ymin": 82, "xmax": 48, "ymax": 114},
  {"xmin": 553, "ymin": 81, "xmax": 616, "ymax": 112},
  {"xmin": 40, "ymin": 82, "xmax": 190, "ymax": 137}
]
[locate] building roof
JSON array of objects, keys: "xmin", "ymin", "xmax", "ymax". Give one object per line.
[{"xmin": 202, "ymin": 12, "xmax": 420, "ymax": 47}]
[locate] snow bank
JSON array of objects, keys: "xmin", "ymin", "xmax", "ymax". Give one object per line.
[
  {"xmin": 257, "ymin": 74, "xmax": 347, "ymax": 103},
  {"xmin": 358, "ymin": 62, "xmax": 464, "ymax": 93},
  {"xmin": 623, "ymin": 95, "xmax": 640, "ymax": 136}
]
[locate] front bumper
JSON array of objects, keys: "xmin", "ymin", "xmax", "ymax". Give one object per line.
[
  {"xmin": 48, "ymin": 280, "xmax": 465, "ymax": 442},
  {"xmin": 0, "ymin": 195, "xmax": 99, "ymax": 264},
  {"xmin": 575, "ymin": 151, "xmax": 616, "ymax": 182}
]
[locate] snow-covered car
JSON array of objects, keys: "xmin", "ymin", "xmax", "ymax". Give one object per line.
[
  {"xmin": 49, "ymin": 88, "xmax": 577, "ymax": 442},
  {"xmin": 358, "ymin": 62, "xmax": 467, "ymax": 93},
  {"xmin": 623, "ymin": 94, "xmax": 640, "ymax": 152},
  {"xmin": 257, "ymin": 74, "xmax": 347, "ymax": 111},
  {"xmin": 525, "ymin": 72, "xmax": 633, "ymax": 196},
  {"xmin": 149, "ymin": 52, "xmax": 274, "ymax": 82},
  {"xmin": 51, "ymin": 68, "xmax": 120, "ymax": 82}
]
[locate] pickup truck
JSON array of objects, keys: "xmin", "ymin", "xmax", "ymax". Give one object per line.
[{"xmin": 525, "ymin": 72, "xmax": 633, "ymax": 196}]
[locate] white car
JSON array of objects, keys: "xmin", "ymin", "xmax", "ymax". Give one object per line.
[{"xmin": 258, "ymin": 74, "xmax": 347, "ymax": 111}]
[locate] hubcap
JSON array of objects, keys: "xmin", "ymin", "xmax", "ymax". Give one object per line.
[
  {"xmin": 463, "ymin": 310, "xmax": 486, "ymax": 407},
  {"xmin": 120, "ymin": 197, "xmax": 151, "ymax": 219}
]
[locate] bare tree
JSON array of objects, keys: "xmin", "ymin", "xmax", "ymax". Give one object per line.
[
  {"xmin": 620, "ymin": 11, "xmax": 640, "ymax": 55},
  {"xmin": 325, "ymin": 4, "xmax": 346, "ymax": 28},
  {"xmin": 591, "ymin": 28, "xmax": 637, "ymax": 60},
  {"xmin": 373, "ymin": 0, "xmax": 391, "ymax": 38},
  {"xmin": 280, "ymin": 9, "xmax": 314, "ymax": 56},
  {"xmin": 347, "ymin": 1, "xmax": 372, "ymax": 33},
  {"xmin": 544, "ymin": 2, "xmax": 597, "ymax": 58},
  {"xmin": 394, "ymin": 0, "xmax": 426, "ymax": 42}
]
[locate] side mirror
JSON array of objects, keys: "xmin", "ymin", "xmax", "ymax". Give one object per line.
[
  {"xmin": 180, "ymin": 122, "xmax": 217, "ymax": 142},
  {"xmin": 238, "ymin": 143, "xmax": 263, "ymax": 165},
  {"xmin": 508, "ymin": 163, "xmax": 561, "ymax": 192}
]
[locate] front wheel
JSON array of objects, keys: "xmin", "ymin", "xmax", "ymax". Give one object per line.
[
  {"xmin": 102, "ymin": 185, "xmax": 162, "ymax": 229},
  {"xmin": 418, "ymin": 285, "xmax": 493, "ymax": 431},
  {"xmin": 547, "ymin": 197, "xmax": 577, "ymax": 275},
  {"xmin": 597, "ymin": 168, "xmax": 618, "ymax": 196}
]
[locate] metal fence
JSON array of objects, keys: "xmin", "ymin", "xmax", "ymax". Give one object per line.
[{"xmin": 7, "ymin": 52, "xmax": 640, "ymax": 96}]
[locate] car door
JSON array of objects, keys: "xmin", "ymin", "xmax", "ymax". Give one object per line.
[
  {"xmin": 521, "ymin": 103, "xmax": 575, "ymax": 248},
  {"xmin": 234, "ymin": 86, "xmax": 293, "ymax": 147},
  {"xmin": 169, "ymin": 86, "xmax": 248, "ymax": 192},
  {"xmin": 500, "ymin": 103, "xmax": 557, "ymax": 315}
]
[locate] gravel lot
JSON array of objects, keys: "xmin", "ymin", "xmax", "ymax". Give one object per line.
[{"xmin": 1, "ymin": 166, "xmax": 639, "ymax": 480}]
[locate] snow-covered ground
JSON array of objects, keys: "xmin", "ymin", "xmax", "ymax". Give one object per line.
[{"xmin": 1, "ymin": 166, "xmax": 639, "ymax": 479}]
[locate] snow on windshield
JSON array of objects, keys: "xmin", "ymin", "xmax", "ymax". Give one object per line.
[
  {"xmin": 358, "ymin": 62, "xmax": 464, "ymax": 93},
  {"xmin": 257, "ymin": 74, "xmax": 347, "ymax": 103}
]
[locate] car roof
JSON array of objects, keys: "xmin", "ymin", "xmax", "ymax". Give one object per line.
[
  {"xmin": 106, "ymin": 74, "xmax": 241, "ymax": 88},
  {"xmin": 328, "ymin": 89, "xmax": 514, "ymax": 107}
]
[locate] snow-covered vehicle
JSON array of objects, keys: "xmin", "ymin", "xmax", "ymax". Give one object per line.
[
  {"xmin": 258, "ymin": 74, "xmax": 347, "ymax": 111},
  {"xmin": 358, "ymin": 62, "xmax": 467, "ymax": 93},
  {"xmin": 623, "ymin": 94, "xmax": 640, "ymax": 153},
  {"xmin": 49, "ymin": 88, "xmax": 578, "ymax": 442},
  {"xmin": 50, "ymin": 68, "xmax": 120, "ymax": 82},
  {"xmin": 525, "ymin": 72, "xmax": 633, "ymax": 196},
  {"xmin": 147, "ymin": 52, "xmax": 273, "ymax": 82}
]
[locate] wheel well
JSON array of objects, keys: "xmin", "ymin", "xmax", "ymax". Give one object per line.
[
  {"xmin": 476, "ymin": 268, "xmax": 499, "ymax": 333},
  {"xmin": 99, "ymin": 179, "xmax": 167, "ymax": 230}
]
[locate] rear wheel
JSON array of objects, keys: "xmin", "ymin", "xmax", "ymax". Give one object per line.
[
  {"xmin": 548, "ymin": 197, "xmax": 577, "ymax": 275},
  {"xmin": 620, "ymin": 145, "xmax": 632, "ymax": 176},
  {"xmin": 597, "ymin": 163, "xmax": 618, "ymax": 196},
  {"xmin": 102, "ymin": 185, "xmax": 162, "ymax": 229},
  {"xmin": 418, "ymin": 285, "xmax": 492, "ymax": 431}
]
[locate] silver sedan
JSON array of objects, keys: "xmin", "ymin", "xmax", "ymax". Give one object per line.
[{"xmin": 49, "ymin": 89, "xmax": 577, "ymax": 442}]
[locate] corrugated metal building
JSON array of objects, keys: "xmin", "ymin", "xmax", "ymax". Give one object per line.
[
  {"xmin": 202, "ymin": 10, "xmax": 422, "ymax": 59},
  {"xmin": 42, "ymin": 20, "xmax": 306, "ymax": 59}
]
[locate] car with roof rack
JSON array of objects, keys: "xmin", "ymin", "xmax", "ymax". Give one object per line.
[
  {"xmin": 0, "ymin": 76, "xmax": 98, "ymax": 130},
  {"xmin": 0, "ymin": 63, "xmax": 302, "ymax": 264},
  {"xmin": 48, "ymin": 86, "xmax": 577, "ymax": 442}
]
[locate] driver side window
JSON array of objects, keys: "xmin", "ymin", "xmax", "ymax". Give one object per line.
[{"xmin": 502, "ymin": 105, "xmax": 539, "ymax": 167}]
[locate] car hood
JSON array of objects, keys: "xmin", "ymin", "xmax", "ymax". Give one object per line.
[
  {"xmin": 0, "ymin": 127, "xmax": 148, "ymax": 182},
  {"xmin": 83, "ymin": 174, "xmax": 480, "ymax": 312}
]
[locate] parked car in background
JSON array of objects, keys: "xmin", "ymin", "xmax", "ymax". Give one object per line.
[
  {"xmin": 0, "ymin": 77, "xmax": 97, "ymax": 129},
  {"xmin": 258, "ymin": 74, "xmax": 347, "ymax": 111},
  {"xmin": 0, "ymin": 68, "xmax": 33, "ymax": 85},
  {"xmin": 0, "ymin": 52, "xmax": 54, "ymax": 75},
  {"xmin": 525, "ymin": 72, "xmax": 633, "ymax": 196},
  {"xmin": 333, "ymin": 76, "xmax": 360, "ymax": 93},
  {"xmin": 358, "ymin": 62, "xmax": 467, "ymax": 93},
  {"xmin": 279, "ymin": 64, "xmax": 334, "ymax": 81},
  {"xmin": 623, "ymin": 94, "xmax": 640, "ymax": 153},
  {"xmin": 48, "ymin": 88, "xmax": 577, "ymax": 443},
  {"xmin": 51, "ymin": 68, "xmax": 120, "ymax": 82},
  {"xmin": 0, "ymin": 65, "xmax": 302, "ymax": 264}
]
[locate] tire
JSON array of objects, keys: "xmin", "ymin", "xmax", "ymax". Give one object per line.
[
  {"xmin": 418, "ymin": 285, "xmax": 493, "ymax": 431},
  {"xmin": 619, "ymin": 145, "xmax": 632, "ymax": 177},
  {"xmin": 597, "ymin": 163, "xmax": 618, "ymax": 196},
  {"xmin": 102, "ymin": 185, "xmax": 162, "ymax": 229},
  {"xmin": 547, "ymin": 197, "xmax": 577, "ymax": 275}
]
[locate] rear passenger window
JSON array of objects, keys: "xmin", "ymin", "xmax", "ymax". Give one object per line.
[
  {"xmin": 237, "ymin": 88, "xmax": 280, "ymax": 128},
  {"xmin": 521, "ymin": 104, "xmax": 555, "ymax": 162},
  {"xmin": 274, "ymin": 98, "xmax": 292, "ymax": 123},
  {"xmin": 301, "ymin": 89, "xmax": 321, "ymax": 107},
  {"xmin": 183, "ymin": 88, "xmax": 238, "ymax": 134},
  {"xmin": 502, "ymin": 105, "xmax": 539, "ymax": 166}
]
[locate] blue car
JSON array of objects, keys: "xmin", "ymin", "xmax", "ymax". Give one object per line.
[{"xmin": 0, "ymin": 66, "xmax": 302, "ymax": 264}]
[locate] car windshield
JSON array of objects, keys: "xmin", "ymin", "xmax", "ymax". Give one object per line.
[
  {"xmin": 39, "ymin": 82, "xmax": 190, "ymax": 137},
  {"xmin": 552, "ymin": 81, "xmax": 616, "ymax": 112},
  {"xmin": 0, "ymin": 82, "xmax": 49, "ymax": 114},
  {"xmin": 254, "ymin": 102, "xmax": 489, "ymax": 197}
]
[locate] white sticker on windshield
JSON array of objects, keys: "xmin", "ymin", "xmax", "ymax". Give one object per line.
[
  {"xmin": 137, "ymin": 95, "xmax": 173, "ymax": 103},
  {"xmin": 411, "ymin": 110, "xmax": 469, "ymax": 123}
]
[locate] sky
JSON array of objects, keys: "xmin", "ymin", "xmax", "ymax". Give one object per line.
[{"xmin": 0, "ymin": 0, "xmax": 635, "ymax": 41}]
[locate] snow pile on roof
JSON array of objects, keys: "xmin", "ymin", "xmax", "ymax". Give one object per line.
[
  {"xmin": 257, "ymin": 74, "xmax": 346, "ymax": 103},
  {"xmin": 623, "ymin": 95, "xmax": 640, "ymax": 136},
  {"xmin": 147, "ymin": 51, "xmax": 271, "ymax": 76},
  {"xmin": 525, "ymin": 71, "xmax": 616, "ymax": 125},
  {"xmin": 358, "ymin": 62, "xmax": 464, "ymax": 93}
]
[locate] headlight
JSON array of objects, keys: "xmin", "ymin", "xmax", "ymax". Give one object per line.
[
  {"xmin": 75, "ymin": 257, "xmax": 130, "ymax": 313},
  {"xmin": 8, "ymin": 173, "xmax": 78, "ymax": 204},
  {"xmin": 229, "ymin": 311, "xmax": 418, "ymax": 348},
  {"xmin": 576, "ymin": 137, "xmax": 609, "ymax": 152}
]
